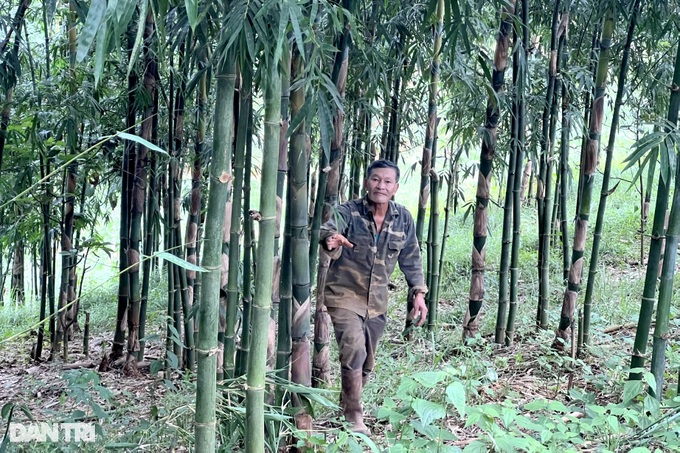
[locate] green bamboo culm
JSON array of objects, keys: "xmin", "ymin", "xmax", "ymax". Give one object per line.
[
  {"xmin": 582, "ymin": 0, "xmax": 640, "ymax": 347},
  {"xmin": 427, "ymin": 170, "xmax": 441, "ymax": 330},
  {"xmin": 225, "ymin": 62, "xmax": 252, "ymax": 380},
  {"xmin": 415, "ymin": 0, "xmax": 445, "ymax": 247},
  {"xmin": 276, "ymin": 46, "xmax": 294, "ymax": 402},
  {"xmin": 650, "ymin": 157, "xmax": 680, "ymax": 397},
  {"xmin": 246, "ymin": 62, "xmax": 282, "ymax": 453},
  {"xmin": 505, "ymin": 0, "xmax": 527, "ymax": 346},
  {"xmin": 555, "ymin": 8, "xmax": 615, "ymax": 349},
  {"xmin": 236, "ymin": 85, "xmax": 255, "ymax": 378},
  {"xmin": 536, "ymin": 0, "xmax": 562, "ymax": 330},
  {"xmin": 194, "ymin": 53, "xmax": 237, "ymax": 452},
  {"xmin": 558, "ymin": 9, "xmax": 572, "ymax": 284},
  {"xmin": 286, "ymin": 44, "xmax": 314, "ymax": 429},
  {"xmin": 629, "ymin": 41, "xmax": 680, "ymax": 383},
  {"xmin": 495, "ymin": 6, "xmax": 521, "ymax": 344},
  {"xmin": 462, "ymin": 0, "xmax": 515, "ymax": 340}
]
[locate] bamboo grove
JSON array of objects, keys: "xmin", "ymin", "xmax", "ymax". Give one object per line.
[{"xmin": 1, "ymin": 0, "xmax": 680, "ymax": 449}]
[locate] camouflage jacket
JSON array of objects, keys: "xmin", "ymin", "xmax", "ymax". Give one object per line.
[{"xmin": 319, "ymin": 196, "xmax": 427, "ymax": 319}]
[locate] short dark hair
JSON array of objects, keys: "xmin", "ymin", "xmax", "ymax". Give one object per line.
[{"xmin": 366, "ymin": 159, "xmax": 400, "ymax": 182}]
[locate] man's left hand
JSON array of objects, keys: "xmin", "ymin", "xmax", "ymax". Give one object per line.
[{"xmin": 411, "ymin": 293, "xmax": 428, "ymax": 327}]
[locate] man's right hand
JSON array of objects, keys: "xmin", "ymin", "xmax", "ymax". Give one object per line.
[{"xmin": 325, "ymin": 233, "xmax": 353, "ymax": 251}]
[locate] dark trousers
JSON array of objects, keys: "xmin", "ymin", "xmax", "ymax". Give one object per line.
[{"xmin": 327, "ymin": 307, "xmax": 387, "ymax": 379}]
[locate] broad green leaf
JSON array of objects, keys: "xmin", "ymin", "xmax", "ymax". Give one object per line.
[
  {"xmin": 446, "ymin": 381, "xmax": 466, "ymax": 418},
  {"xmin": 643, "ymin": 372, "xmax": 657, "ymax": 390},
  {"xmin": 412, "ymin": 371, "xmax": 446, "ymax": 387},
  {"xmin": 515, "ymin": 415, "xmax": 544, "ymax": 432},
  {"xmin": 118, "ymin": 132, "xmax": 169, "ymax": 156},
  {"xmin": 462, "ymin": 440, "xmax": 488, "ymax": 453},
  {"xmin": 628, "ymin": 448, "xmax": 651, "ymax": 453},
  {"xmin": 622, "ymin": 379, "xmax": 644, "ymax": 402},
  {"xmin": 154, "ymin": 251, "xmax": 206, "ymax": 271},
  {"xmin": 150, "ymin": 359, "xmax": 163, "ymax": 374},
  {"xmin": 495, "ymin": 433, "xmax": 531, "ymax": 452},
  {"xmin": 412, "ymin": 399, "xmax": 446, "ymax": 426},
  {"xmin": 76, "ymin": 0, "xmax": 107, "ymax": 63},
  {"xmin": 185, "ymin": 0, "xmax": 198, "ymax": 31},
  {"xmin": 524, "ymin": 399, "xmax": 548, "ymax": 411},
  {"xmin": 546, "ymin": 400, "xmax": 568, "ymax": 413},
  {"xmin": 411, "ymin": 420, "xmax": 457, "ymax": 441},
  {"xmin": 643, "ymin": 395, "xmax": 660, "ymax": 416}
]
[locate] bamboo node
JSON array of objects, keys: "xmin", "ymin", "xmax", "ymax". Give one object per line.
[
  {"xmin": 194, "ymin": 421, "xmax": 216, "ymax": 428},
  {"xmin": 195, "ymin": 347, "xmax": 220, "ymax": 357}
]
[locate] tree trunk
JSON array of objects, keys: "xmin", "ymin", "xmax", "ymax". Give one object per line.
[{"xmin": 462, "ymin": 0, "xmax": 516, "ymax": 339}]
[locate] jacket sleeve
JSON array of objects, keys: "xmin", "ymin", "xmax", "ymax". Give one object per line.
[
  {"xmin": 319, "ymin": 202, "xmax": 353, "ymax": 260},
  {"xmin": 398, "ymin": 209, "xmax": 428, "ymax": 298}
]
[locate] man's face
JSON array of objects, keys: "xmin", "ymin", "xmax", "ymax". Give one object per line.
[{"xmin": 365, "ymin": 167, "xmax": 399, "ymax": 205}]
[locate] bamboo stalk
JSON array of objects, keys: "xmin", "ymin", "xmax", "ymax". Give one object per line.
[
  {"xmin": 194, "ymin": 52, "xmax": 237, "ymax": 451},
  {"xmin": 582, "ymin": 0, "xmax": 640, "ymax": 346},
  {"xmin": 246, "ymin": 62, "xmax": 281, "ymax": 453}
]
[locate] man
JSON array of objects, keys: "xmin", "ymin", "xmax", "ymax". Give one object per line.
[{"xmin": 320, "ymin": 159, "xmax": 428, "ymax": 435}]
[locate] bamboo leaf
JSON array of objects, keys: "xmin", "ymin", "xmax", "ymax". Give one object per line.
[
  {"xmin": 76, "ymin": 0, "xmax": 107, "ymax": 63},
  {"xmin": 623, "ymin": 131, "xmax": 664, "ymax": 170},
  {"xmin": 289, "ymin": 2, "xmax": 304, "ymax": 61},
  {"xmin": 117, "ymin": 0, "xmax": 137, "ymax": 29},
  {"xmin": 275, "ymin": 1, "xmax": 289, "ymax": 64},
  {"xmin": 287, "ymin": 96, "xmax": 313, "ymax": 137},
  {"xmin": 154, "ymin": 251, "xmax": 206, "ymax": 271},
  {"xmin": 317, "ymin": 91, "xmax": 334, "ymax": 159},
  {"xmin": 127, "ymin": 0, "xmax": 149, "ymax": 76},
  {"xmin": 185, "ymin": 0, "xmax": 198, "ymax": 31},
  {"xmin": 117, "ymin": 132, "xmax": 169, "ymax": 156},
  {"xmin": 1, "ymin": 403, "xmax": 13, "ymax": 419},
  {"xmin": 659, "ymin": 141, "xmax": 671, "ymax": 185},
  {"xmin": 93, "ymin": 21, "xmax": 108, "ymax": 88}
]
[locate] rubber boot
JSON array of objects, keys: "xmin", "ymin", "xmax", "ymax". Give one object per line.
[{"xmin": 340, "ymin": 368, "xmax": 370, "ymax": 436}]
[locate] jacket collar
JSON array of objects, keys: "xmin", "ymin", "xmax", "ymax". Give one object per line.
[{"xmin": 361, "ymin": 195, "xmax": 400, "ymax": 219}]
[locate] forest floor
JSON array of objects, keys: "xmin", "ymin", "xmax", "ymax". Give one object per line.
[{"xmin": 1, "ymin": 268, "xmax": 678, "ymax": 452}]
